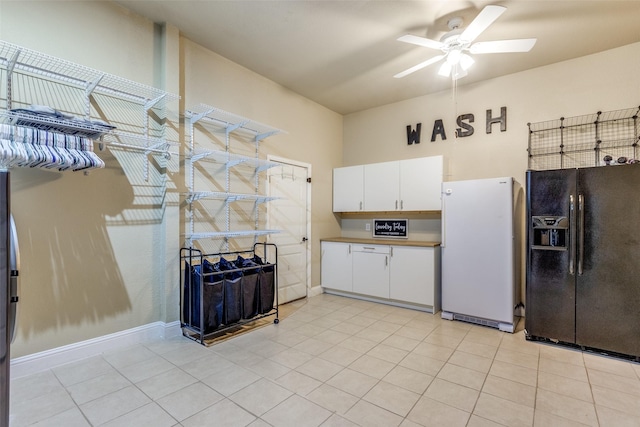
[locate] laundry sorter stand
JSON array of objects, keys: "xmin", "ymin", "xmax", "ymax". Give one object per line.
[{"xmin": 180, "ymin": 242, "xmax": 279, "ymax": 345}]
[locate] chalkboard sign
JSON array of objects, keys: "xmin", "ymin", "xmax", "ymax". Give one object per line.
[{"xmin": 373, "ymin": 219, "xmax": 408, "ymax": 239}]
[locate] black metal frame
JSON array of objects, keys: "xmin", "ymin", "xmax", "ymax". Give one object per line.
[{"xmin": 180, "ymin": 242, "xmax": 279, "ymax": 345}]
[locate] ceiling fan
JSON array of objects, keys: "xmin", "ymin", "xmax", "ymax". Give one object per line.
[{"xmin": 394, "ymin": 5, "xmax": 537, "ymax": 80}]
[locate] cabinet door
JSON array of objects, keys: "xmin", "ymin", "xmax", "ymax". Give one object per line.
[
  {"xmin": 400, "ymin": 156, "xmax": 443, "ymax": 211},
  {"xmin": 333, "ymin": 166, "xmax": 364, "ymax": 212},
  {"xmin": 390, "ymin": 246, "xmax": 437, "ymax": 307},
  {"xmin": 353, "ymin": 250, "xmax": 390, "ymax": 298},
  {"xmin": 320, "ymin": 242, "xmax": 353, "ymax": 292},
  {"xmin": 364, "ymin": 161, "xmax": 400, "ymax": 211}
]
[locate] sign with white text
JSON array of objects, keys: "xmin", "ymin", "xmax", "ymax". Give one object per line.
[{"xmin": 373, "ymin": 219, "xmax": 408, "ymax": 239}]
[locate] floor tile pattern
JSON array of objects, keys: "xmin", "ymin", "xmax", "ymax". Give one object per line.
[{"xmin": 10, "ymin": 294, "xmax": 640, "ymax": 426}]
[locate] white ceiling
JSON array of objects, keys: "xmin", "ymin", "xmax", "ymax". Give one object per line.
[{"xmin": 114, "ymin": 0, "xmax": 640, "ymax": 115}]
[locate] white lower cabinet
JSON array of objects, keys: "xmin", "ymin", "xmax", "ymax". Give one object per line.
[
  {"xmin": 320, "ymin": 242, "xmax": 352, "ymax": 292},
  {"xmin": 390, "ymin": 246, "xmax": 440, "ymax": 312},
  {"xmin": 321, "ymin": 240, "xmax": 441, "ymax": 313},
  {"xmin": 352, "ymin": 245, "xmax": 390, "ymax": 298}
]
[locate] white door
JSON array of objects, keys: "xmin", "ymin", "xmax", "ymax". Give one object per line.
[{"xmin": 268, "ymin": 158, "xmax": 310, "ymax": 304}]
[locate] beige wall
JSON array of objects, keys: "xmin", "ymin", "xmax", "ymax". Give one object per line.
[
  {"xmin": 344, "ymin": 42, "xmax": 640, "ymax": 182},
  {"xmin": 181, "ymin": 40, "xmax": 343, "ymax": 292},
  {"xmin": 342, "ymin": 41, "xmax": 640, "ymax": 303},
  {"xmin": 2, "ymin": 0, "xmax": 638, "ymax": 358},
  {"xmin": 2, "ymin": 1, "xmax": 342, "ymax": 358},
  {"xmin": 1, "ymin": 1, "xmax": 174, "ymax": 358}
]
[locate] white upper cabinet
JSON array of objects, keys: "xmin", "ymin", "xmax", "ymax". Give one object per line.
[
  {"xmin": 364, "ymin": 161, "xmax": 400, "ymax": 211},
  {"xmin": 332, "ymin": 156, "xmax": 443, "ymax": 212},
  {"xmin": 333, "ymin": 165, "xmax": 364, "ymax": 212},
  {"xmin": 400, "ymin": 156, "xmax": 443, "ymax": 211}
]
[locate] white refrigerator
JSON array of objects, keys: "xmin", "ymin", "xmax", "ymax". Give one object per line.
[{"xmin": 441, "ymin": 177, "xmax": 519, "ymax": 332}]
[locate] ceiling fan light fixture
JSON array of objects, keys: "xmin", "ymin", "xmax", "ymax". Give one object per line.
[
  {"xmin": 451, "ymin": 65, "xmax": 468, "ymax": 80},
  {"xmin": 446, "ymin": 49, "xmax": 462, "ymax": 66},
  {"xmin": 438, "ymin": 61, "xmax": 451, "ymax": 77},
  {"xmin": 439, "ymin": 51, "xmax": 473, "ymax": 79},
  {"xmin": 459, "ymin": 53, "xmax": 475, "ymax": 71}
]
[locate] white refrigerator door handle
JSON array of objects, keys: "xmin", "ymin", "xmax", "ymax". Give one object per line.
[
  {"xmin": 10, "ymin": 214, "xmax": 19, "ymax": 272},
  {"xmin": 441, "ymin": 190, "xmax": 448, "ymax": 248},
  {"xmin": 9, "ymin": 214, "xmax": 19, "ymax": 344}
]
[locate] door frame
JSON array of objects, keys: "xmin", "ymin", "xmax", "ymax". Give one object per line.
[{"xmin": 266, "ymin": 155, "xmax": 313, "ymax": 298}]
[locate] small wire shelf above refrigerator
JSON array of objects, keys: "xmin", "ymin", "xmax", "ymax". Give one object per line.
[{"xmin": 527, "ymin": 106, "xmax": 640, "ymax": 170}]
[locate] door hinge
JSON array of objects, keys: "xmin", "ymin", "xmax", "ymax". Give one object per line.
[{"xmin": 307, "ymin": 177, "xmax": 311, "ymax": 183}]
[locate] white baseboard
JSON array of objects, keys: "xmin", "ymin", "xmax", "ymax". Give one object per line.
[
  {"xmin": 308, "ymin": 285, "xmax": 323, "ymax": 297},
  {"xmin": 10, "ymin": 320, "xmax": 182, "ymax": 379},
  {"xmin": 323, "ymin": 288, "xmax": 436, "ymax": 313}
]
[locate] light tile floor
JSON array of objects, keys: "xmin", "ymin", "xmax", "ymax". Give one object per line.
[{"xmin": 10, "ymin": 293, "xmax": 640, "ymax": 426}]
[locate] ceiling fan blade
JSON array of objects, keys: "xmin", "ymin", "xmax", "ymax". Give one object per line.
[
  {"xmin": 397, "ymin": 34, "xmax": 443, "ymax": 50},
  {"xmin": 460, "ymin": 5, "xmax": 506, "ymax": 43},
  {"xmin": 394, "ymin": 54, "xmax": 445, "ymax": 78},
  {"xmin": 470, "ymin": 38, "xmax": 537, "ymax": 54}
]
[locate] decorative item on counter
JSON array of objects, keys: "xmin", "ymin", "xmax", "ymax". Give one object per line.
[
  {"xmin": 602, "ymin": 155, "xmax": 639, "ymax": 166},
  {"xmin": 619, "ymin": 157, "xmax": 640, "ymax": 164}
]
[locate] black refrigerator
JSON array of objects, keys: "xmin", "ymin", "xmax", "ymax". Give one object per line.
[
  {"xmin": 0, "ymin": 171, "xmax": 19, "ymax": 427},
  {"xmin": 526, "ymin": 165, "xmax": 640, "ymax": 358}
]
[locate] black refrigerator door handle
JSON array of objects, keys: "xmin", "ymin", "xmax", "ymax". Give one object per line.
[
  {"xmin": 578, "ymin": 194, "xmax": 584, "ymax": 276},
  {"xmin": 569, "ymin": 195, "xmax": 575, "ymax": 275}
]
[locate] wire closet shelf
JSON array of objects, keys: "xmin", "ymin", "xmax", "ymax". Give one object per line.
[
  {"xmin": 527, "ymin": 106, "xmax": 640, "ymax": 171},
  {"xmin": 185, "ymin": 103, "xmax": 285, "ymax": 249},
  {"xmin": 0, "ymin": 40, "xmax": 180, "ymax": 172}
]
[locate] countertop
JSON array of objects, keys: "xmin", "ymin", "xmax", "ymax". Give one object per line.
[{"xmin": 321, "ymin": 237, "xmax": 440, "ymax": 247}]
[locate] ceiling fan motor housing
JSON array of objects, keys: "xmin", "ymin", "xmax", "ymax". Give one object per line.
[
  {"xmin": 447, "ymin": 17, "xmax": 463, "ymax": 30},
  {"xmin": 440, "ymin": 29, "xmax": 470, "ymax": 53}
]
